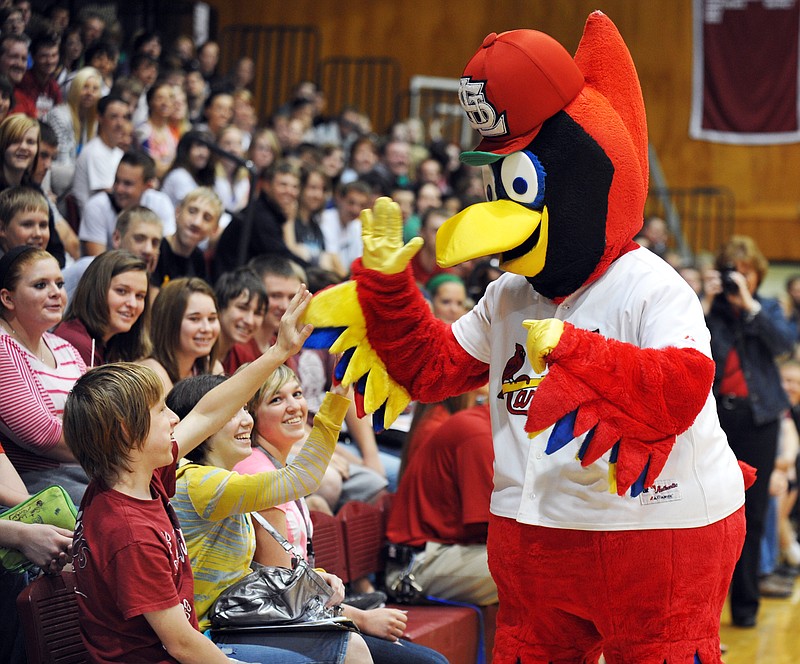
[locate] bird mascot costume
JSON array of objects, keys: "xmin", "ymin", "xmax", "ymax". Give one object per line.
[{"xmin": 305, "ymin": 12, "xmax": 749, "ymax": 663}]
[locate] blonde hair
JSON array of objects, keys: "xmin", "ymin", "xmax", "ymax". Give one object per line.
[
  {"xmin": 178, "ymin": 186, "xmax": 223, "ymax": 223},
  {"xmin": 66, "ymin": 67, "xmax": 101, "ymax": 145},
  {"xmin": 0, "ymin": 115, "xmax": 38, "ymax": 177},
  {"xmin": 247, "ymin": 364, "xmax": 298, "ymax": 422}
]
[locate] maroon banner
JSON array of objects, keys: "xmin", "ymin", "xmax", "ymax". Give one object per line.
[{"xmin": 691, "ymin": 0, "xmax": 800, "ymax": 144}]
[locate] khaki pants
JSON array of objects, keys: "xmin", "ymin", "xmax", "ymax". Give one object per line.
[{"xmin": 385, "ymin": 541, "xmax": 498, "ymax": 606}]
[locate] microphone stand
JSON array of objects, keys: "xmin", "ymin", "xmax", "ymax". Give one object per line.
[{"xmin": 198, "ymin": 137, "xmax": 259, "ymax": 273}]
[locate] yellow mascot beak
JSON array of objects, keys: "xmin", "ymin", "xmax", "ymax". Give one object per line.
[{"xmin": 435, "ymin": 199, "xmax": 549, "ymax": 277}]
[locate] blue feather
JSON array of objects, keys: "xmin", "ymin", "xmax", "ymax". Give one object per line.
[
  {"xmin": 608, "ymin": 441, "xmax": 620, "ymax": 464},
  {"xmin": 304, "ymin": 327, "xmax": 347, "ymax": 349},
  {"xmin": 334, "ymin": 347, "xmax": 356, "ymax": 381},
  {"xmin": 545, "ymin": 410, "xmax": 578, "ymax": 454},
  {"xmin": 629, "ymin": 459, "xmax": 650, "ymax": 498},
  {"xmin": 577, "ymin": 426, "xmax": 596, "ymax": 460},
  {"xmin": 373, "ymin": 401, "xmax": 386, "ymax": 434}
]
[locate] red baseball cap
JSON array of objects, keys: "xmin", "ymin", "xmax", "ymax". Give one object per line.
[{"xmin": 459, "ymin": 29, "xmax": 584, "ymax": 165}]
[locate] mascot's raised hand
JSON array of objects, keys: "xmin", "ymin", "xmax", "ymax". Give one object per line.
[
  {"xmin": 302, "ymin": 197, "xmax": 424, "ymax": 431},
  {"xmin": 361, "ymin": 197, "xmax": 423, "ymax": 274}
]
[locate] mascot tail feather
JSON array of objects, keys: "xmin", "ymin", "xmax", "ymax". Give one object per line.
[{"xmin": 739, "ymin": 460, "xmax": 757, "ymax": 490}]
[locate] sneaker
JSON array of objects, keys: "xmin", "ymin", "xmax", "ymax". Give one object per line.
[
  {"xmin": 732, "ymin": 614, "xmax": 757, "ymax": 628},
  {"xmin": 774, "ymin": 563, "xmax": 800, "ymax": 578},
  {"xmin": 758, "ymin": 573, "xmax": 794, "ymax": 598}
]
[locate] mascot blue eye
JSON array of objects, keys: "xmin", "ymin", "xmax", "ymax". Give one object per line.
[{"xmin": 499, "ymin": 151, "xmax": 545, "ymax": 208}]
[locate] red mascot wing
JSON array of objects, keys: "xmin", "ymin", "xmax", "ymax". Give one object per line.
[
  {"xmin": 351, "ymin": 260, "xmax": 488, "ymax": 402},
  {"xmin": 527, "ymin": 322, "xmax": 715, "ymax": 495}
]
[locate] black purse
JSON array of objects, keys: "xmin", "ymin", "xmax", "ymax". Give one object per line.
[{"xmin": 209, "ymin": 512, "xmax": 336, "ymax": 629}]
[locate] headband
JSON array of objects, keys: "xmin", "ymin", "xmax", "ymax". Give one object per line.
[
  {"xmin": 426, "ymin": 272, "xmax": 465, "ymax": 295},
  {"xmin": 0, "ymin": 245, "xmax": 36, "ymax": 290}
]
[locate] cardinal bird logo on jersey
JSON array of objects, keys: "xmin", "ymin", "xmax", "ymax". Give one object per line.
[{"xmin": 498, "ymin": 343, "xmax": 542, "ymax": 416}]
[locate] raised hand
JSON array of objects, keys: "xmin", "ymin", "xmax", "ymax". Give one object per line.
[
  {"xmin": 361, "ymin": 197, "xmax": 423, "ymax": 274},
  {"xmin": 274, "ymin": 285, "xmax": 314, "ymax": 360}
]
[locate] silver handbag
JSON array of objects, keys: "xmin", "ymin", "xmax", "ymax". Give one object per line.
[{"xmin": 209, "ymin": 512, "xmax": 335, "ymax": 628}]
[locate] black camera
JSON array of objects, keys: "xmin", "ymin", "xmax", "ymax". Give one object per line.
[{"xmin": 720, "ymin": 264, "xmax": 739, "ymax": 295}]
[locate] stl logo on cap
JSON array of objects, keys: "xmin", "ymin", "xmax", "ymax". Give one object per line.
[
  {"xmin": 458, "ymin": 29, "xmax": 584, "ymax": 156},
  {"xmin": 459, "ymin": 77, "xmax": 508, "ymax": 139}
]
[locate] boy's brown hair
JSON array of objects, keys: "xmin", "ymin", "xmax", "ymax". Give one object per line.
[
  {"xmin": 0, "ymin": 186, "xmax": 49, "ymax": 228},
  {"xmin": 114, "ymin": 205, "xmax": 162, "ymax": 238},
  {"xmin": 64, "ymin": 363, "xmax": 163, "ymax": 485}
]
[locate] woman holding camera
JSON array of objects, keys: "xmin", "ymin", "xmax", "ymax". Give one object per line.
[{"xmin": 705, "ymin": 235, "xmax": 797, "ymax": 628}]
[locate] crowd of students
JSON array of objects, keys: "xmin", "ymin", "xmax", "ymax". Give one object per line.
[
  {"xmin": 0, "ymin": 2, "xmax": 502, "ymax": 663},
  {"xmin": 5, "ymin": 2, "xmax": 800, "ymax": 660},
  {"xmin": 6, "ymin": 1, "xmax": 800, "ymax": 660}
]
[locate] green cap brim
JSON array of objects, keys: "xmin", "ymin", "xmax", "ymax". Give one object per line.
[{"xmin": 460, "ymin": 150, "xmax": 505, "ymax": 166}]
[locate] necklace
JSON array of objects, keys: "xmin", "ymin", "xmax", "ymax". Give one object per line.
[{"xmin": 0, "ymin": 317, "xmax": 48, "ymax": 363}]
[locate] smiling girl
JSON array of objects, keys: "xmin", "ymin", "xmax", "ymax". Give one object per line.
[
  {"xmin": 139, "ymin": 277, "xmax": 222, "ymax": 392},
  {"xmin": 0, "ymin": 246, "xmax": 87, "ymax": 501},
  {"xmin": 56, "ymin": 249, "xmax": 151, "ymax": 367},
  {"xmin": 0, "ymin": 114, "xmax": 66, "ymax": 266},
  {"xmin": 237, "ymin": 365, "xmax": 448, "ymax": 664},
  {"xmin": 0, "ymin": 114, "xmax": 38, "ymax": 187}
]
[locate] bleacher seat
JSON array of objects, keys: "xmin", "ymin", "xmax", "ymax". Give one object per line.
[
  {"xmin": 309, "ymin": 509, "xmax": 349, "ymax": 581},
  {"xmin": 16, "ymin": 569, "xmax": 87, "ymax": 663},
  {"xmin": 337, "ymin": 499, "xmax": 385, "ymax": 582}
]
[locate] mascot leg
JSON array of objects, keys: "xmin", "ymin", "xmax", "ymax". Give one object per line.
[{"xmin": 488, "ymin": 510, "xmax": 745, "ymax": 663}]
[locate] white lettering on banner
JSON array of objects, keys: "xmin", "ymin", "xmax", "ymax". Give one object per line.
[{"xmin": 459, "ymin": 77, "xmax": 508, "ymax": 138}]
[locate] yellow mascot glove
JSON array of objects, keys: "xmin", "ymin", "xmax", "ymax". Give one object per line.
[
  {"xmin": 361, "ymin": 196, "xmax": 423, "ymax": 274},
  {"xmin": 523, "ymin": 318, "xmax": 565, "ymax": 374}
]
